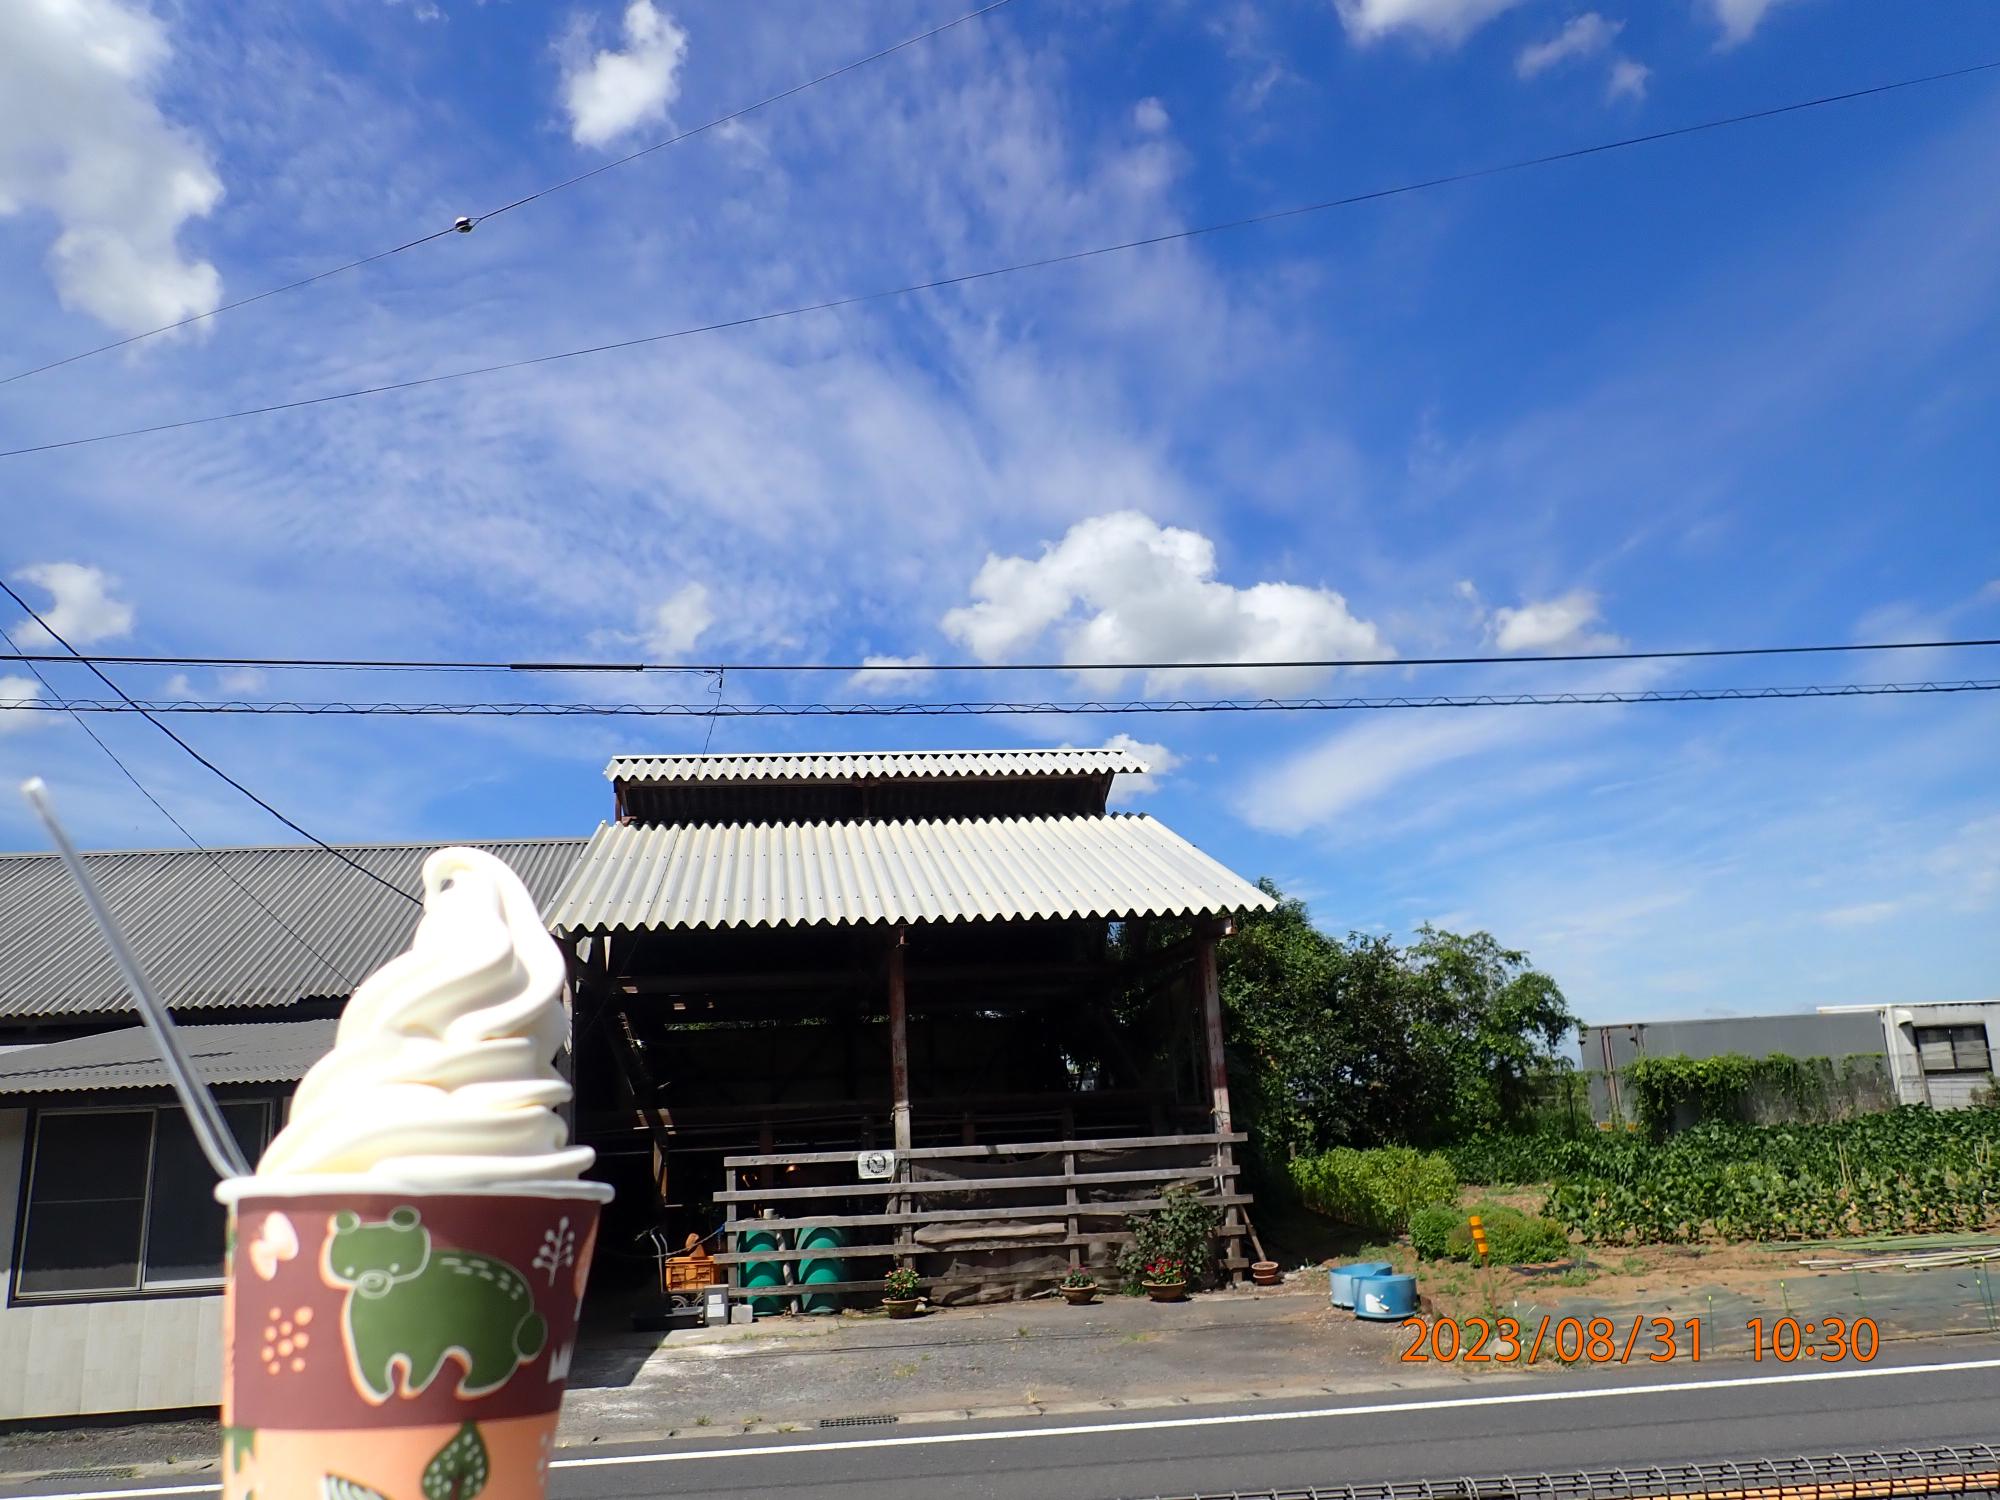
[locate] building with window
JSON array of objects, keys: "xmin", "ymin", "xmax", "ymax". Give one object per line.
[
  {"xmin": 1818, "ymin": 1000, "xmax": 2000, "ymax": 1109},
  {"xmin": 1577, "ymin": 1000, "xmax": 2000, "ymax": 1123},
  {"xmin": 0, "ymin": 838, "xmax": 585, "ymax": 1421}
]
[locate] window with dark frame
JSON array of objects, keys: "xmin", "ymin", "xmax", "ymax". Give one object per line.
[
  {"xmin": 1914, "ymin": 1024, "xmax": 1992, "ymax": 1075},
  {"xmin": 14, "ymin": 1101, "xmax": 271, "ymax": 1299}
]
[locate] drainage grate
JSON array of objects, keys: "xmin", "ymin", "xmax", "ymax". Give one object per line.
[
  {"xmin": 38, "ymin": 1468, "xmax": 139, "ymax": 1483},
  {"xmin": 1141, "ymin": 1447, "xmax": 2000, "ymax": 1500},
  {"xmin": 819, "ymin": 1414, "xmax": 901, "ymax": 1429}
]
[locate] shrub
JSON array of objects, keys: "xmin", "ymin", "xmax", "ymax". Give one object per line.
[
  {"xmin": 1118, "ymin": 1184, "xmax": 1222, "ymax": 1291},
  {"xmin": 1443, "ymin": 1204, "xmax": 1570, "ymax": 1264},
  {"xmin": 1289, "ymin": 1146, "xmax": 1458, "ymax": 1232},
  {"xmin": 1409, "ymin": 1204, "xmax": 1459, "ymax": 1261}
]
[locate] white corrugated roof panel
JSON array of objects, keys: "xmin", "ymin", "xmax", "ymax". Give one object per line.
[
  {"xmin": 547, "ymin": 816, "xmax": 1274, "ymax": 932},
  {"xmin": 604, "ymin": 748, "xmax": 1147, "ymax": 784},
  {"xmin": 0, "ymin": 1019, "xmax": 338, "ymax": 1098},
  {"xmin": 0, "ymin": 839, "xmax": 587, "ymax": 1019}
]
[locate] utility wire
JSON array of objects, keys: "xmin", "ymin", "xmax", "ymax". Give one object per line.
[
  {"xmin": 10, "ymin": 679, "xmax": 1996, "ymax": 716},
  {"xmin": 2, "ymin": 636, "xmax": 1996, "ymax": 676},
  {"xmin": 5, "ymin": 57, "xmax": 1995, "ymax": 461},
  {"xmin": 0, "ymin": 624, "xmax": 355, "ymax": 987},
  {"xmin": 0, "ymin": 579, "xmax": 418, "ymax": 905},
  {"xmin": 0, "ymin": 0, "xmax": 1020, "ymax": 388}
]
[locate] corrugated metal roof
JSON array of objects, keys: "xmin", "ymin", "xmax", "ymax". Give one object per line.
[
  {"xmin": 605, "ymin": 748, "xmax": 1148, "ymax": 784},
  {"xmin": 0, "ymin": 1019, "xmax": 337, "ymax": 1098},
  {"xmin": 548, "ymin": 816, "xmax": 1275, "ymax": 932},
  {"xmin": 0, "ymin": 839, "xmax": 586, "ymax": 1019}
]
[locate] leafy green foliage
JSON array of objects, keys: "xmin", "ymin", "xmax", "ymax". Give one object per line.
[
  {"xmin": 1624, "ymin": 1053, "xmax": 1886, "ymax": 1134},
  {"xmin": 1469, "ymin": 1108, "xmax": 2000, "ymax": 1244},
  {"xmin": 1408, "ymin": 1204, "xmax": 1459, "ymax": 1260},
  {"xmin": 1288, "ymin": 1146, "xmax": 1458, "ymax": 1233},
  {"xmin": 1118, "ymin": 1184, "xmax": 1222, "ymax": 1291},
  {"xmin": 884, "ymin": 1266, "xmax": 921, "ymax": 1299},
  {"xmin": 1445, "ymin": 1205, "xmax": 1570, "ymax": 1264},
  {"xmin": 1134, "ymin": 883, "xmax": 1576, "ymax": 1165}
]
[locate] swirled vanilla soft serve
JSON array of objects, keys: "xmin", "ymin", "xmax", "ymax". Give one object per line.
[{"xmin": 254, "ymin": 846, "xmax": 593, "ymax": 1188}]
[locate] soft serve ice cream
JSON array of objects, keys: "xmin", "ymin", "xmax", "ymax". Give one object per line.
[
  {"xmin": 217, "ymin": 847, "xmax": 608, "ymax": 1500},
  {"xmin": 255, "ymin": 845, "xmax": 593, "ymax": 1187}
]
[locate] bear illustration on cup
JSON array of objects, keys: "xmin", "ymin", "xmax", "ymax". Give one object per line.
[{"xmin": 321, "ymin": 1207, "xmax": 548, "ymax": 1403}]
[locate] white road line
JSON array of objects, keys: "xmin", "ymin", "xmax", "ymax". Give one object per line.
[
  {"xmin": 17, "ymin": 1355, "xmax": 2000, "ymax": 1499},
  {"xmin": 554, "ymin": 1355, "xmax": 2000, "ymax": 1470}
]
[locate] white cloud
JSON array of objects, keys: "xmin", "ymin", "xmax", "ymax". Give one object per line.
[
  {"xmin": 0, "ymin": 675, "xmax": 42, "ymax": 736},
  {"xmin": 1239, "ymin": 710, "xmax": 1542, "ymax": 830},
  {"xmin": 1704, "ymin": 0, "xmax": 1799, "ymax": 46},
  {"xmin": 1516, "ymin": 13, "xmax": 1621, "ymax": 76},
  {"xmin": 0, "ymin": 0, "xmax": 223, "ymax": 335},
  {"xmin": 1132, "ymin": 97, "xmax": 1170, "ymax": 134},
  {"xmin": 1096, "ymin": 732, "xmax": 1182, "ymax": 803},
  {"xmin": 1490, "ymin": 589, "xmax": 1621, "ymax": 653},
  {"xmin": 560, "ymin": 0, "xmax": 688, "ymax": 149},
  {"xmin": 11, "ymin": 563, "xmax": 135, "ymax": 647},
  {"xmin": 1606, "ymin": 57, "xmax": 1650, "ymax": 101},
  {"xmin": 1819, "ymin": 900, "xmax": 1903, "ymax": 927},
  {"xmin": 1334, "ymin": 0, "xmax": 1526, "ymax": 46},
  {"xmin": 941, "ymin": 512, "xmax": 1386, "ymax": 692},
  {"xmin": 846, "ymin": 655, "xmax": 934, "ymax": 695},
  {"xmin": 642, "ymin": 583, "xmax": 713, "ymax": 658},
  {"xmin": 219, "ymin": 667, "xmax": 265, "ymax": 693}
]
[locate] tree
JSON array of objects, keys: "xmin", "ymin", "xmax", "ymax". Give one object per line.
[{"xmin": 1211, "ymin": 882, "xmax": 1575, "ymax": 1163}]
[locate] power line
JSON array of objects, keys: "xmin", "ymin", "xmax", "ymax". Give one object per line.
[
  {"xmin": 2, "ymin": 636, "xmax": 1996, "ymax": 676},
  {"xmin": 0, "ymin": 0, "xmax": 1021, "ymax": 388},
  {"xmin": 6, "ymin": 57, "xmax": 1994, "ymax": 461},
  {"xmin": 10, "ymin": 679, "xmax": 1996, "ymax": 716},
  {"xmin": 0, "ymin": 624, "xmax": 356, "ymax": 987},
  {"xmin": 0, "ymin": 579, "xmax": 418, "ymax": 906}
]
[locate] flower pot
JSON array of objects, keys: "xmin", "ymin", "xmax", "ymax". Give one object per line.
[
  {"xmin": 1143, "ymin": 1280, "xmax": 1188, "ymax": 1303},
  {"xmin": 1251, "ymin": 1261, "xmax": 1281, "ymax": 1286},
  {"xmin": 1060, "ymin": 1284, "xmax": 1099, "ymax": 1306},
  {"xmin": 882, "ymin": 1297, "xmax": 924, "ymax": 1319}
]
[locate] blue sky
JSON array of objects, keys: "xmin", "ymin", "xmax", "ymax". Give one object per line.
[{"xmin": 1, "ymin": 0, "xmax": 1996, "ymax": 1021}]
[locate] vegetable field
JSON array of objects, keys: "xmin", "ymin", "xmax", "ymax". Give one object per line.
[{"xmin": 1451, "ymin": 1108, "xmax": 2000, "ymax": 1244}]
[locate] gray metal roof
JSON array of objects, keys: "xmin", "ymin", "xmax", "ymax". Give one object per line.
[
  {"xmin": 548, "ymin": 816, "xmax": 1275, "ymax": 932},
  {"xmin": 605, "ymin": 748, "xmax": 1148, "ymax": 784},
  {"xmin": 0, "ymin": 1019, "xmax": 337, "ymax": 1098},
  {"xmin": 0, "ymin": 838, "xmax": 586, "ymax": 1019}
]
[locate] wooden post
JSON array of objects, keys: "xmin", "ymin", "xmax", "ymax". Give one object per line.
[
  {"xmin": 1196, "ymin": 931, "xmax": 1232, "ymax": 1134},
  {"xmin": 888, "ymin": 926, "xmax": 911, "ymax": 1154}
]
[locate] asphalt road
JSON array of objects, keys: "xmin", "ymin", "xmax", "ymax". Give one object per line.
[{"xmin": 11, "ymin": 1341, "xmax": 1999, "ymax": 1500}]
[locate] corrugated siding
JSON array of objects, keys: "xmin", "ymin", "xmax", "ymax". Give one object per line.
[
  {"xmin": 548, "ymin": 816, "xmax": 1275, "ymax": 932},
  {"xmin": 0, "ymin": 1019, "xmax": 338, "ymax": 1097},
  {"xmin": 605, "ymin": 748, "xmax": 1146, "ymax": 784},
  {"xmin": 0, "ymin": 839, "xmax": 585, "ymax": 1018}
]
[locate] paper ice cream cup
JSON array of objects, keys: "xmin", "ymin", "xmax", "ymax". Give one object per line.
[{"xmin": 216, "ymin": 1177, "xmax": 613, "ymax": 1500}]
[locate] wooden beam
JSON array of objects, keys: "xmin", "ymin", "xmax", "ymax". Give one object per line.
[
  {"xmin": 713, "ymin": 1166, "xmax": 1224, "ymax": 1203},
  {"xmin": 724, "ymin": 1131, "xmax": 1246, "ymax": 1168},
  {"xmin": 1196, "ymin": 932, "xmax": 1233, "ymax": 1134},
  {"xmin": 887, "ymin": 926, "xmax": 911, "ymax": 1155},
  {"xmin": 721, "ymin": 1192, "xmax": 1251, "ymax": 1233}
]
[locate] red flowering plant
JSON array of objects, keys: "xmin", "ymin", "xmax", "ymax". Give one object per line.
[{"xmin": 1142, "ymin": 1256, "xmax": 1187, "ymax": 1285}]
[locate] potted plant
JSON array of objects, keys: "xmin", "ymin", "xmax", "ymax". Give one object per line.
[
  {"xmin": 882, "ymin": 1265, "xmax": 924, "ymax": 1319},
  {"xmin": 1141, "ymin": 1256, "xmax": 1188, "ymax": 1302},
  {"xmin": 1058, "ymin": 1268, "xmax": 1100, "ymax": 1306}
]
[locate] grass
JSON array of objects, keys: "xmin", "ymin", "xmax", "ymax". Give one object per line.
[{"xmin": 1553, "ymin": 1265, "xmax": 1599, "ymax": 1288}]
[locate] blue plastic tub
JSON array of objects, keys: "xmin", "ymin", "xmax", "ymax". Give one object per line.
[
  {"xmin": 1353, "ymin": 1272, "xmax": 1418, "ymax": 1320},
  {"xmin": 1328, "ymin": 1260, "xmax": 1393, "ymax": 1309}
]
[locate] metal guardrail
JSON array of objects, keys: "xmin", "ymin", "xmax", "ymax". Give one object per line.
[{"xmin": 1139, "ymin": 1448, "xmax": 2000, "ymax": 1500}]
